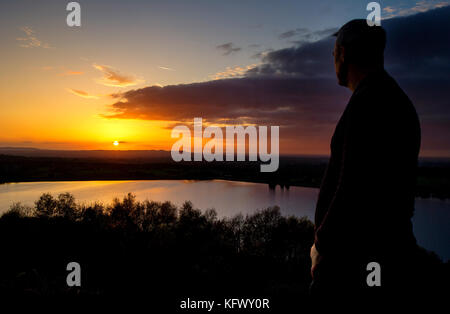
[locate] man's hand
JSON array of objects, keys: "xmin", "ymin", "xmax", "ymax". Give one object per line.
[{"xmin": 310, "ymin": 244, "xmax": 321, "ymax": 278}]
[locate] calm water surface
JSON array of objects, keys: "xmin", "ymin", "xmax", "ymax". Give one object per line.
[{"xmin": 0, "ymin": 180, "xmax": 448, "ymax": 261}]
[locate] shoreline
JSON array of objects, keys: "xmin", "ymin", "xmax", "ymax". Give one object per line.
[
  {"xmin": 1, "ymin": 177, "xmax": 448, "ymax": 200},
  {"xmin": 1, "ymin": 154, "xmax": 449, "ymax": 199}
]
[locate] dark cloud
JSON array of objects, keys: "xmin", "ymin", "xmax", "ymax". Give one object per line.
[
  {"xmin": 251, "ymin": 49, "xmax": 274, "ymax": 59},
  {"xmin": 104, "ymin": 77, "xmax": 349, "ymax": 154},
  {"xmin": 105, "ymin": 77, "xmax": 346, "ymax": 125},
  {"xmin": 278, "ymin": 28, "xmax": 309, "ymax": 39},
  {"xmin": 104, "ymin": 7, "xmax": 450, "ymax": 156},
  {"xmin": 383, "ymin": 6, "xmax": 450, "ymax": 79},
  {"xmin": 245, "ymin": 6, "xmax": 450, "ymax": 155},
  {"xmin": 248, "ymin": 38, "xmax": 335, "ymax": 77},
  {"xmin": 249, "ymin": 27, "xmax": 339, "ymax": 77},
  {"xmin": 278, "ymin": 27, "xmax": 337, "ymax": 43},
  {"xmin": 278, "ymin": 30, "xmax": 297, "ymax": 39},
  {"xmin": 216, "ymin": 42, "xmax": 242, "ymax": 55},
  {"xmin": 254, "ymin": 7, "xmax": 450, "ymax": 80}
]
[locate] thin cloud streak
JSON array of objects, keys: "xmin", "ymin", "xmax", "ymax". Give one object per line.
[
  {"xmin": 216, "ymin": 42, "xmax": 242, "ymax": 55},
  {"xmin": 66, "ymin": 88, "xmax": 99, "ymax": 99},
  {"xmin": 210, "ymin": 64, "xmax": 259, "ymax": 80},
  {"xmin": 93, "ymin": 64, "xmax": 144, "ymax": 87},
  {"xmin": 60, "ymin": 71, "xmax": 84, "ymax": 76},
  {"xmin": 158, "ymin": 66, "xmax": 175, "ymax": 71},
  {"xmin": 383, "ymin": 0, "xmax": 450, "ymax": 19},
  {"xmin": 16, "ymin": 26, "xmax": 52, "ymax": 49}
]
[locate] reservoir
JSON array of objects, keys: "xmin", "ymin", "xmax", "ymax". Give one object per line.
[{"xmin": 0, "ymin": 180, "xmax": 448, "ymax": 261}]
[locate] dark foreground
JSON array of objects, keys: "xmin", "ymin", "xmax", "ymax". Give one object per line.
[
  {"xmin": 0, "ymin": 193, "xmax": 447, "ymax": 310},
  {"xmin": 0, "ymin": 193, "xmax": 314, "ymax": 310}
]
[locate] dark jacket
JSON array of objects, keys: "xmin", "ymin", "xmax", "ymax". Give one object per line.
[{"xmin": 314, "ymin": 70, "xmax": 421, "ymax": 266}]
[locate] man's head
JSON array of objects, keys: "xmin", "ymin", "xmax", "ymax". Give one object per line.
[{"xmin": 333, "ymin": 19, "xmax": 386, "ymax": 87}]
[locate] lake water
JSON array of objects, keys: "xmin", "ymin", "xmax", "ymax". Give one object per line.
[{"xmin": 0, "ymin": 180, "xmax": 448, "ymax": 261}]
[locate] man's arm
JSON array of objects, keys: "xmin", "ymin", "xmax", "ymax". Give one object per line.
[
  {"xmin": 310, "ymin": 243, "xmax": 321, "ymax": 278},
  {"xmin": 313, "ymin": 99, "xmax": 379, "ymax": 258}
]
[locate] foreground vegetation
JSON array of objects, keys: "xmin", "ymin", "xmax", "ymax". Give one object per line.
[
  {"xmin": 0, "ymin": 192, "xmax": 315, "ymax": 309},
  {"xmin": 1, "ymin": 192, "xmax": 447, "ymax": 310}
]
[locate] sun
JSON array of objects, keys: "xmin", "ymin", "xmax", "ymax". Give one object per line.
[{"xmin": 113, "ymin": 141, "xmax": 119, "ymax": 146}]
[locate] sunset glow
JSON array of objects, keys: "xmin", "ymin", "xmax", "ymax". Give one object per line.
[{"xmin": 0, "ymin": 1, "xmax": 449, "ymax": 157}]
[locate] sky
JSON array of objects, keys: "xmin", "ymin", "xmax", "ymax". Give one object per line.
[{"xmin": 1, "ymin": 0, "xmax": 449, "ymax": 156}]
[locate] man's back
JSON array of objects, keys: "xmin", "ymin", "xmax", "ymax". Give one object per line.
[{"xmin": 313, "ymin": 70, "xmax": 421, "ymax": 289}]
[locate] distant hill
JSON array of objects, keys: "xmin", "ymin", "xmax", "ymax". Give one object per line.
[
  {"xmin": 0, "ymin": 147, "xmax": 330, "ymax": 161},
  {"xmin": 0, "ymin": 147, "xmax": 449, "ymax": 198},
  {"xmin": 0, "ymin": 147, "xmax": 171, "ymax": 160}
]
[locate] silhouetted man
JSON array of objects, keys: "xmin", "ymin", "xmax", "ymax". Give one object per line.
[{"xmin": 310, "ymin": 19, "xmax": 422, "ymax": 302}]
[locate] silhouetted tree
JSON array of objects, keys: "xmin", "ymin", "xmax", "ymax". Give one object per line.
[{"xmin": 35, "ymin": 193, "xmax": 57, "ymax": 217}]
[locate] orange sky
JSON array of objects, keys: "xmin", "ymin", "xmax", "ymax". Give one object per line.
[
  {"xmin": 2, "ymin": 1, "xmax": 449, "ymax": 157},
  {"xmin": 0, "ymin": 0, "xmax": 347, "ymax": 155},
  {"xmin": 0, "ymin": 25, "xmax": 325, "ymax": 154}
]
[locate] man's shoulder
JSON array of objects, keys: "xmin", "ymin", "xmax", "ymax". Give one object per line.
[
  {"xmin": 350, "ymin": 71, "xmax": 413, "ymax": 110},
  {"xmin": 345, "ymin": 72, "xmax": 419, "ymax": 134}
]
